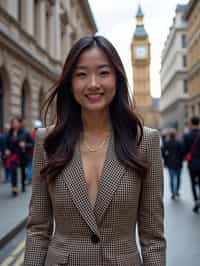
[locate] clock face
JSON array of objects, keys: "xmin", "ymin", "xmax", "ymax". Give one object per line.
[{"xmin": 135, "ymin": 46, "xmax": 147, "ymax": 58}]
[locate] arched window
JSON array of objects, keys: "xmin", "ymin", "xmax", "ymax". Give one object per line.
[
  {"xmin": 21, "ymin": 86, "xmax": 26, "ymax": 119},
  {"xmin": 39, "ymin": 88, "xmax": 44, "ymax": 119},
  {"xmin": 21, "ymin": 80, "xmax": 30, "ymax": 120},
  {"xmin": 0, "ymin": 77, "xmax": 3, "ymax": 131}
]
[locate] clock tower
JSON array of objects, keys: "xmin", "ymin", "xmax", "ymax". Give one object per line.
[{"xmin": 131, "ymin": 5, "xmax": 159, "ymax": 128}]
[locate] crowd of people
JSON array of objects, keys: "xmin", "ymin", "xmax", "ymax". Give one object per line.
[
  {"xmin": 1, "ymin": 114, "xmax": 200, "ymax": 214},
  {"xmin": 0, "ymin": 117, "xmax": 42, "ymax": 196},
  {"xmin": 161, "ymin": 116, "xmax": 200, "ymax": 214}
]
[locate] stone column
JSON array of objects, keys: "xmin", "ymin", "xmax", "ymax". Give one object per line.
[
  {"xmin": 37, "ymin": 0, "xmax": 46, "ymax": 49},
  {"xmin": 48, "ymin": 5, "xmax": 55, "ymax": 58},
  {"xmin": 21, "ymin": 0, "xmax": 34, "ymax": 36},
  {"xmin": 54, "ymin": 0, "xmax": 61, "ymax": 60},
  {"xmin": 65, "ymin": 25, "xmax": 72, "ymax": 56}
]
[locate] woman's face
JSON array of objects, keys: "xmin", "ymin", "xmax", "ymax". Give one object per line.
[
  {"xmin": 71, "ymin": 47, "xmax": 116, "ymax": 113},
  {"xmin": 12, "ymin": 118, "xmax": 21, "ymax": 130}
]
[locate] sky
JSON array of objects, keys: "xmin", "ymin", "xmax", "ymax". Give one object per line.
[{"xmin": 88, "ymin": 0, "xmax": 189, "ymax": 97}]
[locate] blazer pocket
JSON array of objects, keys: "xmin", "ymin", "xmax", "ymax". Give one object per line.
[
  {"xmin": 45, "ymin": 246, "xmax": 69, "ymax": 266},
  {"xmin": 116, "ymin": 252, "xmax": 142, "ymax": 266}
]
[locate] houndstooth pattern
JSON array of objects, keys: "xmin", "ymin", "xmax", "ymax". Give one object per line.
[{"xmin": 24, "ymin": 127, "xmax": 166, "ymax": 266}]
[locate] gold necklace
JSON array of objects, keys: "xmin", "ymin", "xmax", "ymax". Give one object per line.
[{"xmin": 83, "ymin": 134, "xmax": 110, "ymax": 152}]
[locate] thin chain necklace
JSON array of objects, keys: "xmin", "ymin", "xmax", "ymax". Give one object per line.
[{"xmin": 83, "ymin": 133, "xmax": 111, "ymax": 152}]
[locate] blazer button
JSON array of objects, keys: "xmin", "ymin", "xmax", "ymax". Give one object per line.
[{"xmin": 91, "ymin": 234, "xmax": 100, "ymax": 244}]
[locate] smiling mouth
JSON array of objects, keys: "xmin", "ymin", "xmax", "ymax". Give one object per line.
[{"xmin": 85, "ymin": 93, "xmax": 104, "ymax": 102}]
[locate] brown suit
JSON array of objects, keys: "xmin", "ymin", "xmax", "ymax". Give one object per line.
[{"xmin": 24, "ymin": 127, "xmax": 166, "ymax": 266}]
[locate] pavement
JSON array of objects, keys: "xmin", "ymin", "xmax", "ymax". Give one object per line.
[
  {"xmin": 164, "ymin": 163, "xmax": 200, "ymax": 266},
  {"xmin": 0, "ymin": 179, "xmax": 31, "ymax": 249}
]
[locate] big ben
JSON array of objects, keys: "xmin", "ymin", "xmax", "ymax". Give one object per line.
[{"xmin": 131, "ymin": 5, "xmax": 159, "ymax": 128}]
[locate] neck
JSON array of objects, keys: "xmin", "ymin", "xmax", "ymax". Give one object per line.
[{"xmin": 81, "ymin": 109, "xmax": 112, "ymax": 136}]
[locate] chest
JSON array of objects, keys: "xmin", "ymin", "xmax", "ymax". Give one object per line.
[{"xmin": 80, "ymin": 148, "xmax": 107, "ymax": 187}]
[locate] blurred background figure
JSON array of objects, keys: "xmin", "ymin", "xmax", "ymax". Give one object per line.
[
  {"xmin": 183, "ymin": 116, "xmax": 200, "ymax": 213},
  {"xmin": 0, "ymin": 123, "xmax": 10, "ymax": 183},
  {"xmin": 5, "ymin": 117, "xmax": 33, "ymax": 196},
  {"xmin": 162, "ymin": 128, "xmax": 184, "ymax": 200},
  {"xmin": 26, "ymin": 119, "xmax": 42, "ymax": 184},
  {"xmin": 31, "ymin": 120, "xmax": 42, "ymax": 140}
]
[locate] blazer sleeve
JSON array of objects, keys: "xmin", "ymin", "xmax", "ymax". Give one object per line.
[
  {"xmin": 138, "ymin": 129, "xmax": 166, "ymax": 266},
  {"xmin": 24, "ymin": 128, "xmax": 53, "ymax": 266}
]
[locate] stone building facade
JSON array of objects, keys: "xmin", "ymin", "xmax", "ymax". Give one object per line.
[
  {"xmin": 0, "ymin": 0, "xmax": 97, "ymax": 130},
  {"xmin": 184, "ymin": 0, "xmax": 200, "ymax": 119},
  {"xmin": 160, "ymin": 4, "xmax": 189, "ymax": 133}
]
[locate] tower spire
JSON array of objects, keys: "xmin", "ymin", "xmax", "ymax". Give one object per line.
[
  {"xmin": 133, "ymin": 4, "xmax": 147, "ymax": 37},
  {"xmin": 136, "ymin": 4, "xmax": 144, "ymax": 25}
]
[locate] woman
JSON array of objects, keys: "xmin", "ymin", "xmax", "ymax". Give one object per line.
[
  {"xmin": 24, "ymin": 36, "xmax": 166, "ymax": 265},
  {"xmin": 162, "ymin": 129, "xmax": 183, "ymax": 200}
]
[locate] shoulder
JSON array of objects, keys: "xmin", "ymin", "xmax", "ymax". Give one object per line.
[
  {"xmin": 142, "ymin": 127, "xmax": 160, "ymax": 143},
  {"xmin": 138, "ymin": 127, "xmax": 161, "ymax": 156}
]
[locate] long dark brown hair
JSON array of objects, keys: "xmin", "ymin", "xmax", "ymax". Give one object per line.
[{"xmin": 41, "ymin": 35, "xmax": 148, "ymax": 183}]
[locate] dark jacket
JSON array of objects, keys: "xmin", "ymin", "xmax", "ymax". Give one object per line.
[
  {"xmin": 6, "ymin": 128, "xmax": 34, "ymax": 165},
  {"xmin": 0, "ymin": 133, "xmax": 6, "ymax": 157},
  {"xmin": 162, "ymin": 139, "xmax": 183, "ymax": 170},
  {"xmin": 183, "ymin": 129, "xmax": 200, "ymax": 171}
]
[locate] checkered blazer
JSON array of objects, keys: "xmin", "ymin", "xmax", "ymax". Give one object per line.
[{"xmin": 24, "ymin": 127, "xmax": 166, "ymax": 266}]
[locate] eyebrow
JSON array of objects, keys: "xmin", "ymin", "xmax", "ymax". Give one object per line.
[{"xmin": 75, "ymin": 64, "xmax": 111, "ymax": 70}]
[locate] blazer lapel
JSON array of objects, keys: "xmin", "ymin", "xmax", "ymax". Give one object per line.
[
  {"xmin": 61, "ymin": 142, "xmax": 100, "ymax": 236},
  {"xmin": 94, "ymin": 135, "xmax": 125, "ymax": 225}
]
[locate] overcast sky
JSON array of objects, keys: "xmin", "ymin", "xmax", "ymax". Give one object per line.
[{"xmin": 88, "ymin": 0, "xmax": 189, "ymax": 97}]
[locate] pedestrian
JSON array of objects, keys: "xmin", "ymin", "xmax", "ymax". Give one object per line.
[
  {"xmin": 0, "ymin": 131, "xmax": 5, "ymax": 182},
  {"xmin": 5, "ymin": 117, "xmax": 33, "ymax": 196},
  {"xmin": 0, "ymin": 124, "xmax": 10, "ymax": 182},
  {"xmin": 183, "ymin": 116, "xmax": 200, "ymax": 213},
  {"xmin": 24, "ymin": 35, "xmax": 166, "ymax": 265},
  {"xmin": 162, "ymin": 129, "xmax": 183, "ymax": 199}
]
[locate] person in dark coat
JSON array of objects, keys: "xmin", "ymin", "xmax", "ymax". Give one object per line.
[
  {"xmin": 162, "ymin": 129, "xmax": 183, "ymax": 199},
  {"xmin": 183, "ymin": 116, "xmax": 200, "ymax": 213},
  {"xmin": 6, "ymin": 117, "xmax": 33, "ymax": 196}
]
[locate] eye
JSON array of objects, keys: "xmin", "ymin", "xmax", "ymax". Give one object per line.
[
  {"xmin": 75, "ymin": 72, "xmax": 86, "ymax": 77},
  {"xmin": 100, "ymin": 71, "xmax": 110, "ymax": 76}
]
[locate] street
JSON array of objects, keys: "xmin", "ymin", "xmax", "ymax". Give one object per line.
[{"xmin": 0, "ymin": 163, "xmax": 200, "ymax": 266}]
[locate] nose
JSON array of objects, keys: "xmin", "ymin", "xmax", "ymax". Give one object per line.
[{"xmin": 88, "ymin": 74, "xmax": 100, "ymax": 88}]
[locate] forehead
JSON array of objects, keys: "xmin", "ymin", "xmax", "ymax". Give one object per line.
[{"xmin": 76, "ymin": 47, "xmax": 112, "ymax": 67}]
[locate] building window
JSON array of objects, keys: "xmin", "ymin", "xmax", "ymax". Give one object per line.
[
  {"xmin": 185, "ymin": 107, "xmax": 188, "ymax": 120},
  {"xmin": 181, "ymin": 34, "xmax": 187, "ymax": 48},
  {"xmin": 191, "ymin": 105, "xmax": 195, "ymax": 116},
  {"xmin": 34, "ymin": 0, "xmax": 39, "ymax": 41},
  {"xmin": 182, "ymin": 55, "xmax": 187, "ymax": 67},
  {"xmin": 21, "ymin": 81, "xmax": 30, "ymax": 120},
  {"xmin": 18, "ymin": 0, "xmax": 22, "ymax": 23},
  {"xmin": 183, "ymin": 79, "xmax": 188, "ymax": 93},
  {"xmin": 46, "ymin": 7, "xmax": 51, "ymax": 54}
]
